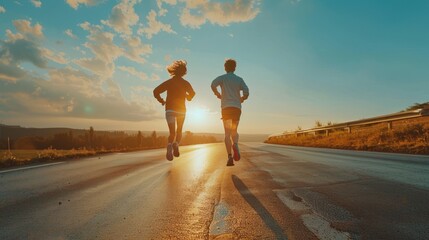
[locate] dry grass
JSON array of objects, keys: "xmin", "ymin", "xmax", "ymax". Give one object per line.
[
  {"xmin": 0, "ymin": 148, "xmax": 97, "ymax": 168},
  {"xmin": 266, "ymin": 117, "xmax": 429, "ymax": 155}
]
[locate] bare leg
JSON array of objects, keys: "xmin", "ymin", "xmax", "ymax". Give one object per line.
[
  {"xmin": 231, "ymin": 120, "xmax": 240, "ymax": 144},
  {"xmin": 223, "ymin": 119, "xmax": 233, "ymax": 155},
  {"xmin": 165, "ymin": 112, "xmax": 175, "ymax": 161},
  {"xmin": 175, "ymin": 114, "xmax": 185, "ymax": 144},
  {"xmin": 166, "ymin": 113, "xmax": 176, "ymax": 144}
]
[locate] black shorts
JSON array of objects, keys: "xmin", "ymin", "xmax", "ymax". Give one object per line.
[{"xmin": 221, "ymin": 107, "xmax": 241, "ymax": 121}]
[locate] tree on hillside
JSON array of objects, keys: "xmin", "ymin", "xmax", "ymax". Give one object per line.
[
  {"xmin": 89, "ymin": 126, "xmax": 95, "ymax": 150},
  {"xmin": 137, "ymin": 131, "xmax": 143, "ymax": 148},
  {"xmin": 406, "ymin": 102, "xmax": 429, "ymax": 111},
  {"xmin": 151, "ymin": 131, "xmax": 157, "ymax": 147},
  {"xmin": 315, "ymin": 120, "xmax": 323, "ymax": 128}
]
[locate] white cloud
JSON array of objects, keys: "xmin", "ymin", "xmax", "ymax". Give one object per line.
[
  {"xmin": 31, "ymin": 0, "xmax": 42, "ymax": 8},
  {"xmin": 121, "ymin": 36, "xmax": 152, "ymax": 64},
  {"xmin": 0, "ymin": 6, "xmax": 6, "ymax": 13},
  {"xmin": 179, "ymin": 0, "xmax": 261, "ymax": 28},
  {"xmin": 12, "ymin": 19, "xmax": 44, "ymax": 39},
  {"xmin": 0, "ymin": 19, "xmax": 50, "ymax": 82},
  {"xmin": 102, "ymin": 0, "xmax": 140, "ymax": 35},
  {"xmin": 1, "ymin": 22, "xmax": 47, "ymax": 68},
  {"xmin": 0, "ymin": 68, "xmax": 158, "ymax": 121},
  {"xmin": 118, "ymin": 66, "xmax": 148, "ymax": 81},
  {"xmin": 151, "ymin": 63, "xmax": 163, "ymax": 71},
  {"xmin": 66, "ymin": 0, "xmax": 103, "ymax": 9},
  {"xmin": 138, "ymin": 10, "xmax": 176, "ymax": 39},
  {"xmin": 76, "ymin": 22, "xmax": 123, "ymax": 77},
  {"xmin": 156, "ymin": 0, "xmax": 177, "ymax": 16},
  {"xmin": 64, "ymin": 29, "xmax": 78, "ymax": 39},
  {"xmin": 150, "ymin": 73, "xmax": 160, "ymax": 81},
  {"xmin": 183, "ymin": 35, "xmax": 191, "ymax": 42},
  {"xmin": 42, "ymin": 48, "xmax": 69, "ymax": 64},
  {"xmin": 132, "ymin": 85, "xmax": 152, "ymax": 93},
  {"xmin": 76, "ymin": 22, "xmax": 153, "ymax": 76}
]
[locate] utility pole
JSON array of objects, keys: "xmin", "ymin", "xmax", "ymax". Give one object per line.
[{"xmin": 8, "ymin": 137, "xmax": 11, "ymax": 153}]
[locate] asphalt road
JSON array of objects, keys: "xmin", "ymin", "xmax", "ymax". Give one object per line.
[{"xmin": 1, "ymin": 143, "xmax": 429, "ymax": 239}]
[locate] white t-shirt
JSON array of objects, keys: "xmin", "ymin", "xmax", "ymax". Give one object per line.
[{"xmin": 211, "ymin": 72, "xmax": 249, "ymax": 109}]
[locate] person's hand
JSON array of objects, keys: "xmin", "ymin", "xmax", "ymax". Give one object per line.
[
  {"xmin": 215, "ymin": 92, "xmax": 222, "ymax": 99},
  {"xmin": 159, "ymin": 99, "xmax": 166, "ymax": 106},
  {"xmin": 240, "ymin": 96, "xmax": 246, "ymax": 103},
  {"xmin": 186, "ymin": 95, "xmax": 193, "ymax": 101}
]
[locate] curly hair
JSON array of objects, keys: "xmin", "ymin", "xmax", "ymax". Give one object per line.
[
  {"xmin": 167, "ymin": 60, "xmax": 187, "ymax": 77},
  {"xmin": 224, "ymin": 58, "xmax": 236, "ymax": 72}
]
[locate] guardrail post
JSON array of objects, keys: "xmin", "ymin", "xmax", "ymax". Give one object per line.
[
  {"xmin": 387, "ymin": 121, "xmax": 392, "ymax": 131},
  {"xmin": 325, "ymin": 130, "xmax": 329, "ymax": 136},
  {"xmin": 347, "ymin": 127, "xmax": 351, "ymax": 133}
]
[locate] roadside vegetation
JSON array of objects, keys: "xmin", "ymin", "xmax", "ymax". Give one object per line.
[
  {"xmin": 0, "ymin": 127, "xmax": 218, "ymax": 168},
  {"xmin": 266, "ymin": 117, "xmax": 429, "ymax": 155}
]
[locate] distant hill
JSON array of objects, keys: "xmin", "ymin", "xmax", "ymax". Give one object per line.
[
  {"xmin": 0, "ymin": 124, "xmax": 160, "ymax": 140},
  {"xmin": 0, "ymin": 124, "xmax": 268, "ymax": 142}
]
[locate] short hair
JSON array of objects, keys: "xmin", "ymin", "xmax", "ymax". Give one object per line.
[
  {"xmin": 167, "ymin": 60, "xmax": 187, "ymax": 77},
  {"xmin": 224, "ymin": 59, "xmax": 236, "ymax": 72}
]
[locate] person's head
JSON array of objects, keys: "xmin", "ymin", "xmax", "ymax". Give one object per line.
[
  {"xmin": 167, "ymin": 60, "xmax": 187, "ymax": 77},
  {"xmin": 224, "ymin": 59, "xmax": 236, "ymax": 73}
]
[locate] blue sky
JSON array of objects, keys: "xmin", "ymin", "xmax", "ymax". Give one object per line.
[{"xmin": 0, "ymin": 0, "xmax": 428, "ymax": 134}]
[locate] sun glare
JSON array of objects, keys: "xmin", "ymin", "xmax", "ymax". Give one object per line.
[{"xmin": 186, "ymin": 106, "xmax": 210, "ymax": 128}]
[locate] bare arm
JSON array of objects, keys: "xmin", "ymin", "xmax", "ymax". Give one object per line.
[
  {"xmin": 211, "ymin": 78, "xmax": 222, "ymax": 99},
  {"xmin": 186, "ymin": 82, "xmax": 196, "ymax": 101},
  {"xmin": 241, "ymin": 79, "xmax": 249, "ymax": 102},
  {"xmin": 153, "ymin": 82, "xmax": 167, "ymax": 105}
]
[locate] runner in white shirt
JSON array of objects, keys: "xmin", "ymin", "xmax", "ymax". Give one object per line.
[{"xmin": 211, "ymin": 59, "xmax": 249, "ymax": 166}]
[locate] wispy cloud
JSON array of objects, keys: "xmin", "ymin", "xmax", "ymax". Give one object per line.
[
  {"xmin": 102, "ymin": 0, "xmax": 140, "ymax": 35},
  {"xmin": 42, "ymin": 48, "xmax": 69, "ymax": 64},
  {"xmin": 0, "ymin": 69, "xmax": 158, "ymax": 121},
  {"xmin": 0, "ymin": 0, "xmax": 263, "ymax": 125},
  {"xmin": 12, "ymin": 19, "xmax": 44, "ymax": 39},
  {"xmin": 0, "ymin": 19, "xmax": 48, "ymax": 82},
  {"xmin": 121, "ymin": 36, "xmax": 152, "ymax": 64},
  {"xmin": 138, "ymin": 10, "xmax": 176, "ymax": 39},
  {"xmin": 31, "ymin": 0, "xmax": 42, "ymax": 8},
  {"xmin": 156, "ymin": 0, "xmax": 177, "ymax": 16},
  {"xmin": 118, "ymin": 65, "xmax": 148, "ymax": 81},
  {"xmin": 64, "ymin": 29, "xmax": 78, "ymax": 39},
  {"xmin": 183, "ymin": 35, "xmax": 191, "ymax": 42},
  {"xmin": 179, "ymin": 0, "xmax": 261, "ymax": 28},
  {"xmin": 75, "ymin": 22, "xmax": 123, "ymax": 77},
  {"xmin": 66, "ymin": 0, "xmax": 104, "ymax": 10}
]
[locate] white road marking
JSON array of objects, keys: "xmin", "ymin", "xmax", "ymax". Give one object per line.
[
  {"xmin": 0, "ymin": 162, "xmax": 65, "ymax": 174},
  {"xmin": 275, "ymin": 190, "xmax": 352, "ymax": 240}
]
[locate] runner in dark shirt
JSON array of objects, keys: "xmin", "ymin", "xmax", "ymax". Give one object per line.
[{"xmin": 153, "ymin": 60, "xmax": 195, "ymax": 161}]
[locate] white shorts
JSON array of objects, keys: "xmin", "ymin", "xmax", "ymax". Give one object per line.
[{"xmin": 165, "ymin": 111, "xmax": 185, "ymax": 124}]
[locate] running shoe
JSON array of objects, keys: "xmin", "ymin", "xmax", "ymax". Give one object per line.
[
  {"xmin": 166, "ymin": 144, "xmax": 173, "ymax": 161},
  {"xmin": 226, "ymin": 155, "xmax": 234, "ymax": 166},
  {"xmin": 173, "ymin": 142, "xmax": 180, "ymax": 157},
  {"xmin": 232, "ymin": 143, "xmax": 241, "ymax": 161}
]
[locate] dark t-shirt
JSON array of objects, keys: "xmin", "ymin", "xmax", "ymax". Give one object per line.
[{"xmin": 153, "ymin": 77, "xmax": 195, "ymax": 112}]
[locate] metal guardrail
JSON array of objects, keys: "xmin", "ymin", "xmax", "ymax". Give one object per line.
[{"xmin": 268, "ymin": 108, "xmax": 429, "ymax": 139}]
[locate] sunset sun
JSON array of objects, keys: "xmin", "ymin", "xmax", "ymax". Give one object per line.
[{"xmin": 187, "ymin": 107, "xmax": 208, "ymax": 124}]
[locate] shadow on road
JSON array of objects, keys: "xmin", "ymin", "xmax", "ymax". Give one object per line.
[{"xmin": 231, "ymin": 175, "xmax": 287, "ymax": 240}]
